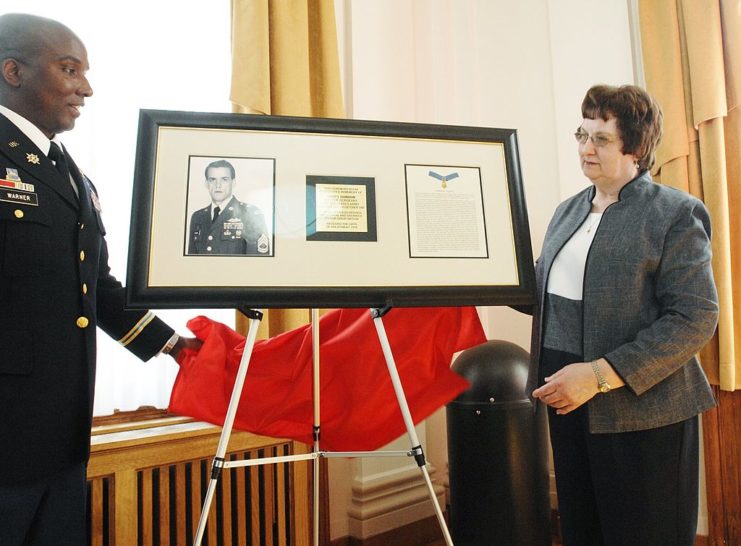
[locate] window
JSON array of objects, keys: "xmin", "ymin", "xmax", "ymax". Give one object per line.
[{"xmin": 6, "ymin": 2, "xmax": 235, "ymax": 414}]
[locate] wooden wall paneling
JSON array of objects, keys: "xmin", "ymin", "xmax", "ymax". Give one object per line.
[
  {"xmin": 190, "ymin": 460, "xmax": 202, "ymax": 543},
  {"xmin": 234, "ymin": 453, "xmax": 248, "ymax": 543},
  {"xmin": 277, "ymin": 447, "xmax": 288, "ymax": 546},
  {"xmin": 703, "ymin": 388, "xmax": 741, "ymax": 546},
  {"xmin": 265, "ymin": 448, "xmax": 276, "ymax": 545},
  {"xmin": 88, "ymin": 478, "xmax": 105, "ymax": 546},
  {"xmin": 292, "ymin": 442, "xmax": 312, "ymax": 546},
  {"xmin": 113, "ymin": 470, "xmax": 137, "ymax": 545},
  {"xmin": 141, "ymin": 469, "xmax": 153, "ymax": 546},
  {"xmin": 251, "ymin": 459, "xmax": 261, "ymax": 544},
  {"xmin": 160, "ymin": 465, "xmax": 172, "ymax": 546},
  {"xmin": 175, "ymin": 463, "xmax": 187, "ymax": 545}
]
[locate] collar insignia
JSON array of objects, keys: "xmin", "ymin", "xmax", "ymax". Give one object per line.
[
  {"xmin": 26, "ymin": 153, "xmax": 40, "ymax": 165},
  {"xmin": 8, "ymin": 141, "xmax": 19, "ymax": 148}
]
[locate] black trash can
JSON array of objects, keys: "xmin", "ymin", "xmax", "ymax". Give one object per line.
[{"xmin": 447, "ymin": 340, "xmax": 550, "ymax": 546}]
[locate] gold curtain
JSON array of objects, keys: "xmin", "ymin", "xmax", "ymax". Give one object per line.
[
  {"xmin": 639, "ymin": 0, "xmax": 740, "ymax": 391},
  {"xmin": 229, "ymin": 0, "xmax": 345, "ymax": 338}
]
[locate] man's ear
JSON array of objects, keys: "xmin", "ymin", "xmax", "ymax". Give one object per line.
[{"xmin": 1, "ymin": 58, "xmax": 22, "ymax": 88}]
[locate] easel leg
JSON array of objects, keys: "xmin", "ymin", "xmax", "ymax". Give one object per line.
[
  {"xmin": 311, "ymin": 308, "xmax": 321, "ymax": 546},
  {"xmin": 370, "ymin": 308, "xmax": 455, "ymax": 546},
  {"xmin": 193, "ymin": 309, "xmax": 264, "ymax": 546}
]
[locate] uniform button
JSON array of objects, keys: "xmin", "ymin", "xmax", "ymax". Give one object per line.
[
  {"xmin": 14, "ymin": 209, "xmax": 24, "ymax": 218},
  {"xmin": 208, "ymin": 235, "xmax": 213, "ymax": 241},
  {"xmin": 80, "ymin": 223, "xmax": 85, "ymax": 230},
  {"xmin": 82, "ymin": 283, "xmax": 88, "ymax": 294},
  {"xmin": 80, "ymin": 250, "xmax": 86, "ymax": 261},
  {"xmin": 76, "ymin": 316, "xmax": 89, "ymax": 328},
  {"xmin": 206, "ymin": 246, "xmax": 212, "ymax": 252}
]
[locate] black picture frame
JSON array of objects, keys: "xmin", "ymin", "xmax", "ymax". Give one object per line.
[{"xmin": 126, "ymin": 109, "xmax": 535, "ymax": 309}]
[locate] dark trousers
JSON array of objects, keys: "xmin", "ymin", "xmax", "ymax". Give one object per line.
[
  {"xmin": 542, "ymin": 348, "xmax": 700, "ymax": 546},
  {"xmin": 0, "ymin": 462, "xmax": 87, "ymax": 546}
]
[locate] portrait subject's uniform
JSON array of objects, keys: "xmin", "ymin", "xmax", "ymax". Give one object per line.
[
  {"xmin": 0, "ymin": 111, "xmax": 174, "ymax": 487},
  {"xmin": 188, "ymin": 195, "xmax": 270, "ymax": 255}
]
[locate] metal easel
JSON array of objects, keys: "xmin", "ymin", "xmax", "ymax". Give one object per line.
[{"xmin": 193, "ymin": 306, "xmax": 454, "ymax": 546}]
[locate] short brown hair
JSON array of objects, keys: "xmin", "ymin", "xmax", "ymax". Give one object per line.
[{"xmin": 581, "ymin": 84, "xmax": 663, "ymax": 171}]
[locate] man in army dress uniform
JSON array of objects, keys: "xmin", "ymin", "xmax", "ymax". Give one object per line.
[
  {"xmin": 0, "ymin": 13, "xmax": 200, "ymax": 544},
  {"xmin": 188, "ymin": 159, "xmax": 270, "ymax": 255}
]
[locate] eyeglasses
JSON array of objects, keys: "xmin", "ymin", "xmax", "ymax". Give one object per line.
[{"xmin": 574, "ymin": 129, "xmax": 619, "ymax": 148}]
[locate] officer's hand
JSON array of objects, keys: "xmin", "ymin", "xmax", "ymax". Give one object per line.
[{"xmin": 169, "ymin": 336, "xmax": 203, "ymax": 360}]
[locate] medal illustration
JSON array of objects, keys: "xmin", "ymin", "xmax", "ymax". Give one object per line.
[{"xmin": 428, "ymin": 170, "xmax": 460, "ymax": 189}]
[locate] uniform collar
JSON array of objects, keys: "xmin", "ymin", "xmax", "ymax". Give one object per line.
[
  {"xmin": 0, "ymin": 104, "xmax": 65, "ymax": 157},
  {"xmin": 211, "ymin": 196, "xmax": 236, "ymax": 214}
]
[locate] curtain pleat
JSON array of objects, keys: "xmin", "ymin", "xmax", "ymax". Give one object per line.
[
  {"xmin": 230, "ymin": 0, "xmax": 344, "ymax": 118},
  {"xmin": 230, "ymin": 0, "xmax": 345, "ymax": 337},
  {"xmin": 639, "ymin": 0, "xmax": 739, "ymax": 390}
]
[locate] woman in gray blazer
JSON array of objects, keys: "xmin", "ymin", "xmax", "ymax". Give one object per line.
[{"xmin": 530, "ymin": 85, "xmax": 718, "ymax": 545}]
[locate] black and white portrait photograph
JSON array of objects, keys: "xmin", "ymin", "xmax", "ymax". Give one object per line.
[{"xmin": 184, "ymin": 156, "xmax": 275, "ymax": 256}]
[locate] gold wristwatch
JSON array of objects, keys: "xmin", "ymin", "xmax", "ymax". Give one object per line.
[{"xmin": 590, "ymin": 360, "xmax": 611, "ymax": 393}]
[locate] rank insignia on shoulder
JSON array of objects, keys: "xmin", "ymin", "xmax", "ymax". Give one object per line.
[{"xmin": 257, "ymin": 233, "xmax": 269, "ymax": 254}]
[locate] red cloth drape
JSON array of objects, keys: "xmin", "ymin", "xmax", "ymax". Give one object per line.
[{"xmin": 170, "ymin": 307, "xmax": 486, "ymax": 451}]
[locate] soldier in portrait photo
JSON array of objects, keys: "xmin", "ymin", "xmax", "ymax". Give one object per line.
[{"xmin": 188, "ymin": 159, "xmax": 271, "ymax": 255}]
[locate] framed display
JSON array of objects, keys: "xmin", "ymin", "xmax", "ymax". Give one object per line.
[{"xmin": 126, "ymin": 110, "xmax": 535, "ymax": 309}]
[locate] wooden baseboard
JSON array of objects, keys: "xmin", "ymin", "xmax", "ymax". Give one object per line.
[
  {"xmin": 331, "ymin": 510, "xmax": 709, "ymax": 546},
  {"xmin": 330, "ymin": 515, "xmax": 443, "ymax": 546}
]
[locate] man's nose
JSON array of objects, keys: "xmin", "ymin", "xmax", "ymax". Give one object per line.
[{"xmin": 78, "ymin": 75, "xmax": 93, "ymax": 98}]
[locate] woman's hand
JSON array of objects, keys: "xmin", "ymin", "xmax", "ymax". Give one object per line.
[
  {"xmin": 533, "ymin": 358, "xmax": 625, "ymax": 414},
  {"xmin": 532, "ymin": 362, "xmax": 598, "ymax": 414}
]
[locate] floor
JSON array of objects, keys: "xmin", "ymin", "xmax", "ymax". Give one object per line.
[
  {"xmin": 427, "ymin": 537, "xmax": 561, "ymax": 546},
  {"xmin": 427, "ymin": 535, "xmax": 561, "ymax": 546}
]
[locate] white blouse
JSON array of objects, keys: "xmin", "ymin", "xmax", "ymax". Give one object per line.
[{"xmin": 546, "ymin": 212, "xmax": 602, "ymax": 301}]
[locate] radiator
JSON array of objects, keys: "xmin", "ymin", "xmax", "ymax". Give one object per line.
[{"xmin": 87, "ymin": 418, "xmax": 311, "ymax": 546}]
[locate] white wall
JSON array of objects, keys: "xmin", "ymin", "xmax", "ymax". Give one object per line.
[
  {"xmin": 329, "ymin": 0, "xmax": 644, "ymax": 541},
  {"xmin": 3, "ymin": 0, "xmax": 236, "ymax": 414}
]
